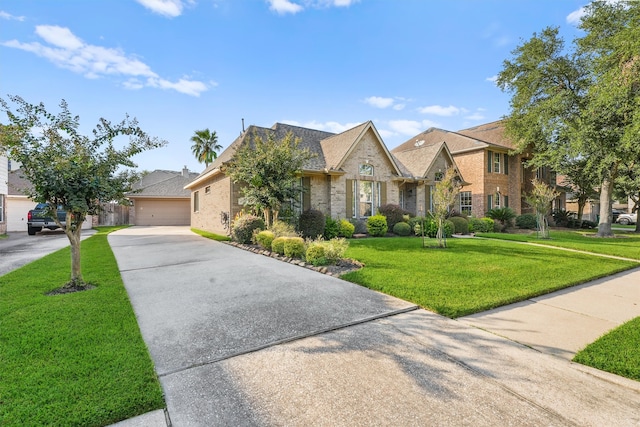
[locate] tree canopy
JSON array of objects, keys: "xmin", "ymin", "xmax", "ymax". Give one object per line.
[
  {"xmin": 224, "ymin": 130, "xmax": 314, "ymax": 227},
  {"xmin": 190, "ymin": 128, "xmax": 221, "ymax": 167},
  {"xmin": 497, "ymin": 0, "xmax": 640, "ymax": 237},
  {"xmin": 0, "ymin": 95, "xmax": 165, "ymax": 287}
]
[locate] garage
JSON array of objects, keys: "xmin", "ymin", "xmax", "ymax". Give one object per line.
[
  {"xmin": 6, "ymin": 197, "xmax": 33, "ymax": 232},
  {"xmin": 134, "ymin": 198, "xmax": 191, "ymax": 226}
]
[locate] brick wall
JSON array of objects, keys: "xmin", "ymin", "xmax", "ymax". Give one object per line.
[{"xmin": 190, "ymin": 173, "xmax": 232, "ymax": 235}]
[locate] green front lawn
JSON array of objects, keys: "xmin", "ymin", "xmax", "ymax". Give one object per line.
[
  {"xmin": 342, "ymin": 236, "xmax": 637, "ymax": 318},
  {"xmin": 0, "ymin": 227, "xmax": 164, "ymax": 426},
  {"xmin": 478, "ymin": 230, "xmax": 640, "ymax": 260},
  {"xmin": 573, "ymin": 317, "xmax": 640, "ymax": 381}
]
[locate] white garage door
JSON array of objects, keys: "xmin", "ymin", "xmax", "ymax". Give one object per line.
[
  {"xmin": 7, "ymin": 198, "xmax": 34, "ymax": 232},
  {"xmin": 135, "ymin": 199, "xmax": 190, "ymax": 226}
]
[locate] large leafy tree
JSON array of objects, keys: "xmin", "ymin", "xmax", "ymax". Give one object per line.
[
  {"xmin": 497, "ymin": 1, "xmax": 640, "ymax": 237},
  {"xmin": 0, "ymin": 95, "xmax": 165, "ymax": 288},
  {"xmin": 190, "ymin": 128, "xmax": 221, "ymax": 167},
  {"xmin": 224, "ymin": 130, "xmax": 314, "ymax": 227},
  {"xmin": 562, "ymin": 158, "xmax": 599, "ymax": 228}
]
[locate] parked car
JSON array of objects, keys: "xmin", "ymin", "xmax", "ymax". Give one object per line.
[
  {"xmin": 612, "ymin": 208, "xmax": 624, "ymax": 222},
  {"xmin": 27, "ymin": 203, "xmax": 66, "ymax": 235},
  {"xmin": 616, "ymin": 213, "xmax": 637, "ymax": 225}
]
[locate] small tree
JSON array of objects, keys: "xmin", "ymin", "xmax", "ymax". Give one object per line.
[
  {"xmin": 191, "ymin": 128, "xmax": 221, "ymax": 167},
  {"xmin": 432, "ymin": 167, "xmax": 460, "ymax": 248},
  {"xmin": 525, "ymin": 179, "xmax": 559, "ymax": 239},
  {"xmin": 224, "ymin": 130, "xmax": 314, "ymax": 227},
  {"xmin": 0, "ymin": 95, "xmax": 165, "ymax": 288}
]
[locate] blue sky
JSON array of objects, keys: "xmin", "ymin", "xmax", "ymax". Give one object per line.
[{"xmin": 1, "ymin": 0, "xmax": 588, "ymax": 174}]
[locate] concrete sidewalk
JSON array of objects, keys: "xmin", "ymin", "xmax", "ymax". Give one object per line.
[{"xmin": 109, "ymin": 227, "xmax": 640, "ymax": 426}]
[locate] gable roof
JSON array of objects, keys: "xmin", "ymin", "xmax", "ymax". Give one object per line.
[
  {"xmin": 393, "ymin": 141, "xmax": 447, "ymax": 178},
  {"xmin": 186, "ymin": 120, "xmax": 403, "ymax": 189},
  {"xmin": 130, "ymin": 169, "xmax": 199, "ymax": 199},
  {"xmin": 392, "ymin": 121, "xmax": 514, "ymax": 155},
  {"xmin": 7, "ymin": 169, "xmax": 31, "ymax": 196}
]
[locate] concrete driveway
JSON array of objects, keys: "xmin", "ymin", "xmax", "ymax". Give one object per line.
[
  {"xmin": 109, "ymin": 227, "xmax": 640, "ymax": 426},
  {"xmin": 0, "ymin": 229, "xmax": 96, "ymax": 277}
]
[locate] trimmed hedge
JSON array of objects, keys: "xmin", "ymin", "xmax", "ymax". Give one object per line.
[
  {"xmin": 338, "ymin": 219, "xmax": 355, "ymax": 238},
  {"xmin": 231, "ymin": 213, "xmax": 265, "ymax": 244},
  {"xmin": 449, "ymin": 216, "xmax": 469, "ymax": 234},
  {"xmin": 299, "ymin": 209, "xmax": 325, "ymax": 239},
  {"xmin": 367, "ymin": 214, "xmax": 388, "ymax": 237},
  {"xmin": 393, "ymin": 221, "xmax": 412, "ymax": 236}
]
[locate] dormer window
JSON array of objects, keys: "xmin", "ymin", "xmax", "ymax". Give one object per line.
[{"xmin": 359, "ymin": 163, "xmax": 373, "ymax": 176}]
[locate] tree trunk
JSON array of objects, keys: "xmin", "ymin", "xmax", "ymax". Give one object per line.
[
  {"xmin": 436, "ymin": 217, "xmax": 446, "ymax": 248},
  {"xmin": 596, "ymin": 177, "xmax": 614, "ymax": 237},
  {"xmin": 634, "ymin": 192, "xmax": 640, "ymax": 234},
  {"xmin": 60, "ymin": 212, "xmax": 85, "ymax": 285},
  {"xmin": 577, "ymin": 197, "xmax": 587, "ymax": 228}
]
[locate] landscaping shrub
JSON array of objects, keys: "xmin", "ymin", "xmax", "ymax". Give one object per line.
[
  {"xmin": 449, "ymin": 216, "xmax": 469, "ymax": 234},
  {"xmin": 409, "ymin": 216, "xmax": 426, "ymax": 235},
  {"xmin": 482, "ymin": 217, "xmax": 496, "ymax": 232},
  {"xmin": 271, "ymin": 237, "xmax": 287, "ymax": 254},
  {"xmin": 284, "ymin": 237, "xmax": 306, "ymax": 258},
  {"xmin": 338, "ymin": 219, "xmax": 355, "ymax": 238},
  {"xmin": 367, "ymin": 214, "xmax": 388, "ymax": 237},
  {"xmin": 323, "ymin": 238, "xmax": 349, "ymax": 263},
  {"xmin": 516, "ymin": 213, "xmax": 538, "ymax": 229},
  {"xmin": 351, "ymin": 219, "xmax": 368, "ymax": 234},
  {"xmin": 392, "ymin": 221, "xmax": 412, "ymax": 236},
  {"xmin": 270, "ymin": 220, "xmax": 298, "ymax": 237},
  {"xmin": 468, "ymin": 217, "xmax": 488, "ymax": 233},
  {"xmin": 444, "ymin": 219, "xmax": 455, "ymax": 237},
  {"xmin": 298, "ymin": 209, "xmax": 325, "ymax": 239},
  {"xmin": 231, "ymin": 213, "xmax": 265, "ymax": 244},
  {"xmin": 305, "ymin": 242, "xmax": 328, "ymax": 266},
  {"xmin": 552, "ymin": 209, "xmax": 573, "ymax": 227},
  {"xmin": 486, "ymin": 208, "xmax": 516, "ymax": 231},
  {"xmin": 378, "ymin": 204, "xmax": 405, "ymax": 229},
  {"xmin": 255, "ymin": 230, "xmax": 275, "ymax": 249},
  {"xmin": 324, "ymin": 216, "xmax": 340, "ymax": 240}
]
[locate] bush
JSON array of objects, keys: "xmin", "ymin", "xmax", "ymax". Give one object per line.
[
  {"xmin": 271, "ymin": 237, "xmax": 287, "ymax": 255},
  {"xmin": 298, "ymin": 209, "xmax": 325, "ymax": 239},
  {"xmin": 231, "ymin": 213, "xmax": 265, "ymax": 244},
  {"xmin": 270, "ymin": 220, "xmax": 298, "ymax": 237},
  {"xmin": 486, "ymin": 208, "xmax": 516, "ymax": 231},
  {"xmin": 444, "ymin": 219, "xmax": 455, "ymax": 238},
  {"xmin": 378, "ymin": 204, "xmax": 406, "ymax": 230},
  {"xmin": 392, "ymin": 221, "xmax": 412, "ymax": 236},
  {"xmin": 350, "ymin": 219, "xmax": 367, "ymax": 234},
  {"xmin": 305, "ymin": 242, "xmax": 328, "ymax": 266},
  {"xmin": 516, "ymin": 213, "xmax": 538, "ymax": 229},
  {"xmin": 468, "ymin": 217, "xmax": 487, "ymax": 233},
  {"xmin": 338, "ymin": 219, "xmax": 355, "ymax": 238},
  {"xmin": 448, "ymin": 216, "xmax": 469, "ymax": 234},
  {"xmin": 255, "ymin": 230, "xmax": 275, "ymax": 249},
  {"xmin": 324, "ymin": 217, "xmax": 340, "ymax": 240},
  {"xmin": 552, "ymin": 209, "xmax": 573, "ymax": 227},
  {"xmin": 367, "ymin": 214, "xmax": 388, "ymax": 237},
  {"xmin": 482, "ymin": 217, "xmax": 496, "ymax": 232},
  {"xmin": 284, "ymin": 237, "xmax": 306, "ymax": 258},
  {"xmin": 323, "ymin": 238, "xmax": 349, "ymax": 263}
]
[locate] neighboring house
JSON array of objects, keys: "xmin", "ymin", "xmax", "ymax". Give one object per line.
[
  {"xmin": 392, "ymin": 121, "xmax": 566, "ymax": 218},
  {"xmin": 128, "ymin": 167, "xmax": 199, "ymax": 226},
  {"xmin": 186, "ymin": 121, "xmax": 466, "ymax": 235},
  {"xmin": 0, "ymin": 156, "xmax": 7, "ymax": 234},
  {"xmin": 6, "ymin": 169, "xmax": 93, "ymax": 232}
]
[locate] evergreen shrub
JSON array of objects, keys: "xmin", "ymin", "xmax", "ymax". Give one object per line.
[
  {"xmin": 231, "ymin": 213, "xmax": 265, "ymax": 244},
  {"xmin": 516, "ymin": 213, "xmax": 538, "ymax": 229},
  {"xmin": 378, "ymin": 204, "xmax": 406, "ymax": 229},
  {"xmin": 299, "ymin": 209, "xmax": 325, "ymax": 239},
  {"xmin": 284, "ymin": 237, "xmax": 306, "ymax": 258},
  {"xmin": 367, "ymin": 214, "xmax": 388, "ymax": 237},
  {"xmin": 271, "ymin": 237, "xmax": 287, "ymax": 254},
  {"xmin": 392, "ymin": 221, "xmax": 412, "ymax": 236},
  {"xmin": 449, "ymin": 216, "xmax": 469, "ymax": 234},
  {"xmin": 324, "ymin": 216, "xmax": 340, "ymax": 239},
  {"xmin": 255, "ymin": 230, "xmax": 275, "ymax": 249},
  {"xmin": 338, "ymin": 219, "xmax": 355, "ymax": 238}
]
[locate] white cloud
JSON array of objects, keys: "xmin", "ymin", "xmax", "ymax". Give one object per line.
[
  {"xmin": 136, "ymin": 0, "xmax": 188, "ymax": 17},
  {"xmin": 268, "ymin": 0, "xmax": 303, "ymax": 14},
  {"xmin": 418, "ymin": 105, "xmax": 462, "ymax": 117},
  {"xmin": 388, "ymin": 119, "xmax": 440, "ymax": 136},
  {"xmin": 3, "ymin": 25, "xmax": 209, "ymax": 96},
  {"xmin": 0, "ymin": 10, "xmax": 25, "ymax": 21},
  {"xmin": 486, "ymin": 75, "xmax": 498, "ymax": 83},
  {"xmin": 465, "ymin": 112, "xmax": 485, "ymax": 121},
  {"xmin": 364, "ymin": 96, "xmax": 394, "ymax": 109},
  {"xmin": 392, "ymin": 104, "xmax": 405, "ymax": 111},
  {"xmin": 567, "ymin": 7, "xmax": 586, "ymax": 25}
]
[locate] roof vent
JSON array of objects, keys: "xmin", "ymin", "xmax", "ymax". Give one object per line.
[{"xmin": 414, "ymin": 140, "xmax": 425, "ymax": 147}]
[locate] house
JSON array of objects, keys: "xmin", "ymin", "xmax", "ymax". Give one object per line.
[
  {"xmin": 186, "ymin": 121, "xmax": 465, "ymax": 235},
  {"xmin": 127, "ymin": 167, "xmax": 199, "ymax": 226},
  {"xmin": 0, "ymin": 156, "xmax": 7, "ymax": 234},
  {"xmin": 392, "ymin": 121, "xmax": 565, "ymax": 218}
]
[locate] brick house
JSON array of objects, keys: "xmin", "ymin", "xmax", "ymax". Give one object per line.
[
  {"xmin": 392, "ymin": 121, "xmax": 565, "ymax": 218},
  {"xmin": 186, "ymin": 121, "xmax": 465, "ymax": 235},
  {"xmin": 0, "ymin": 155, "xmax": 7, "ymax": 234}
]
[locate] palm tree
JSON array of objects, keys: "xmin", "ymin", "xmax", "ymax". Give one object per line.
[{"xmin": 190, "ymin": 128, "xmax": 221, "ymax": 167}]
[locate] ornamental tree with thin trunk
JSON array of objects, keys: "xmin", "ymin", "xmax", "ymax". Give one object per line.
[{"xmin": 0, "ymin": 95, "xmax": 166, "ymax": 289}]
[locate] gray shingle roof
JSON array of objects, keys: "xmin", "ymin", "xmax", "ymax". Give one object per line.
[
  {"xmin": 130, "ymin": 169, "xmax": 199, "ymax": 198},
  {"xmin": 7, "ymin": 169, "xmax": 31, "ymax": 196},
  {"xmin": 392, "ymin": 140, "xmax": 446, "ymax": 178}
]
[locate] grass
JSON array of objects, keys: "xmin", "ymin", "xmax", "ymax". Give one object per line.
[
  {"xmin": 573, "ymin": 317, "xmax": 640, "ymax": 381},
  {"xmin": 191, "ymin": 227, "xmax": 232, "ymax": 241},
  {"xmin": 0, "ymin": 226, "xmax": 164, "ymax": 426},
  {"xmin": 341, "ymin": 236, "xmax": 637, "ymax": 318},
  {"xmin": 477, "ymin": 230, "xmax": 640, "ymax": 260}
]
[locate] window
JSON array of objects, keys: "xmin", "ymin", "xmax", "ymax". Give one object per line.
[
  {"xmin": 434, "ymin": 172, "xmax": 444, "ymax": 181},
  {"xmin": 359, "ymin": 181, "xmax": 373, "ymax": 217},
  {"xmin": 359, "ymin": 163, "xmax": 374, "ymax": 176},
  {"xmin": 399, "ymin": 190, "xmax": 405, "ymax": 209},
  {"xmin": 494, "ymin": 192, "xmax": 501, "ymax": 208},
  {"xmin": 350, "ymin": 179, "xmax": 383, "ymax": 218},
  {"xmin": 460, "ymin": 191, "xmax": 472, "ymax": 216},
  {"xmin": 193, "ymin": 191, "xmax": 199, "ymax": 212},
  {"xmin": 0, "ymin": 195, "xmax": 3, "ymax": 222},
  {"xmin": 205, "ymin": 186, "xmax": 211, "ymax": 195},
  {"xmin": 494, "ymin": 152, "xmax": 501, "ymax": 174}
]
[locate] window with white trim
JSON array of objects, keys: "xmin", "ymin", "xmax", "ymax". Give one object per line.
[
  {"xmin": 459, "ymin": 191, "xmax": 472, "ymax": 216},
  {"xmin": 359, "ymin": 163, "xmax": 373, "ymax": 176},
  {"xmin": 494, "ymin": 152, "xmax": 501, "ymax": 174},
  {"xmin": 352, "ymin": 180, "xmax": 382, "ymax": 218},
  {"xmin": 193, "ymin": 191, "xmax": 199, "ymax": 212},
  {"xmin": 494, "ymin": 192, "xmax": 501, "ymax": 208}
]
